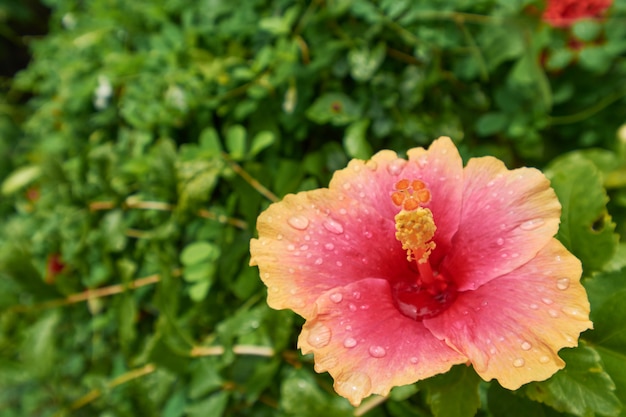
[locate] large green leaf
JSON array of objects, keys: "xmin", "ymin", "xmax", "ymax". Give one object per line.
[
  {"xmin": 546, "ymin": 152, "xmax": 619, "ymax": 274},
  {"xmin": 524, "ymin": 345, "xmax": 622, "ymax": 417},
  {"xmin": 584, "ymin": 268, "xmax": 626, "ymax": 417},
  {"xmin": 420, "ymin": 365, "xmax": 481, "ymax": 417}
]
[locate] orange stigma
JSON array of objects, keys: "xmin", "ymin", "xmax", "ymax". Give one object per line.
[{"xmin": 391, "ymin": 179, "xmax": 431, "ymax": 211}]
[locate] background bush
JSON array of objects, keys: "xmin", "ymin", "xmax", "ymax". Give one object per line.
[{"xmin": 1, "ymin": 0, "xmax": 626, "ymax": 416}]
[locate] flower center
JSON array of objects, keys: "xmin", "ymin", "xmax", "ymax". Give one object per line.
[{"xmin": 390, "ymin": 179, "xmax": 457, "ymax": 321}]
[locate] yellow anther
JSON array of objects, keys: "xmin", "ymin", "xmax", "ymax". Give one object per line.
[{"xmin": 394, "ymin": 207, "xmax": 437, "ymax": 263}]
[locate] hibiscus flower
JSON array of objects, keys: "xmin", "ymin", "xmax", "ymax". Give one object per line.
[
  {"xmin": 543, "ymin": 0, "xmax": 612, "ymax": 27},
  {"xmin": 249, "ymin": 137, "xmax": 592, "ymax": 406}
]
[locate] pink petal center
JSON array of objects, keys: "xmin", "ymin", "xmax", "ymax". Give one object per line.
[{"xmin": 391, "ymin": 270, "xmax": 458, "ymax": 321}]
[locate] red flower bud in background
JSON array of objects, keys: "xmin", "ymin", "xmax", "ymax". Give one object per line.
[
  {"xmin": 45, "ymin": 253, "xmax": 65, "ymax": 284},
  {"xmin": 543, "ymin": 0, "xmax": 612, "ymax": 28}
]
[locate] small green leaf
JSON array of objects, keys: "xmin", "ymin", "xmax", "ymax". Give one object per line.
[
  {"xmin": 509, "ymin": 52, "xmax": 552, "ymax": 110},
  {"xmin": 185, "ymin": 391, "xmax": 229, "ymax": 417},
  {"xmin": 421, "ymin": 365, "xmax": 481, "ymax": 417},
  {"xmin": 249, "ymin": 130, "xmax": 275, "ymax": 157},
  {"xmin": 579, "ymin": 46, "xmax": 612, "ymax": 73},
  {"xmin": 199, "ymin": 127, "xmax": 223, "ymax": 153},
  {"xmin": 183, "ymin": 262, "xmax": 216, "ymax": 282},
  {"xmin": 225, "ymin": 124, "xmax": 247, "ymax": 160},
  {"xmin": 23, "ymin": 311, "xmax": 60, "ymax": 377},
  {"xmin": 524, "ymin": 345, "xmax": 622, "ymax": 417},
  {"xmin": 181, "ymin": 242, "xmax": 220, "ymax": 265},
  {"xmin": 348, "ymin": 42, "xmax": 386, "ymax": 82},
  {"xmin": 545, "ymin": 48, "xmax": 574, "ymax": 71},
  {"xmin": 343, "ymin": 119, "xmax": 372, "ymax": 159},
  {"xmin": 306, "ymin": 92, "xmax": 361, "ymax": 126},
  {"xmin": 1, "ymin": 165, "xmax": 41, "ymax": 195},
  {"xmin": 189, "ymin": 280, "xmax": 211, "ymax": 302},
  {"xmin": 476, "ymin": 112, "xmax": 508, "ymax": 136},
  {"xmin": 546, "ymin": 152, "xmax": 618, "ymax": 274},
  {"xmin": 279, "ymin": 368, "xmax": 353, "ymax": 417},
  {"xmin": 572, "ymin": 20, "xmax": 602, "ymax": 42}
]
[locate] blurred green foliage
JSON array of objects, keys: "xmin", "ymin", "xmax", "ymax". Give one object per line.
[{"xmin": 1, "ymin": 0, "xmax": 626, "ymax": 416}]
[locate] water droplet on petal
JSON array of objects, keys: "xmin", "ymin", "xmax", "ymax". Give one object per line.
[
  {"xmin": 556, "ymin": 277, "xmax": 570, "ymax": 290},
  {"xmin": 496, "ymin": 238, "xmax": 504, "ymax": 246},
  {"xmin": 288, "ymin": 215, "xmax": 310, "ymax": 230},
  {"xmin": 386, "ymin": 159, "xmax": 407, "ymax": 175},
  {"xmin": 343, "ymin": 337, "xmax": 357, "ymax": 348},
  {"xmin": 521, "ymin": 341, "xmax": 532, "ymax": 351},
  {"xmin": 314, "ymin": 258, "xmax": 323, "ymax": 265},
  {"xmin": 513, "ymin": 358, "xmax": 525, "ymax": 368},
  {"xmin": 299, "ymin": 244, "xmax": 309, "ymax": 250},
  {"xmin": 529, "ymin": 303, "xmax": 539, "ymax": 310},
  {"xmin": 324, "ymin": 243, "xmax": 334, "ymax": 251},
  {"xmin": 548, "ymin": 309, "xmax": 559, "ymax": 318},
  {"xmin": 365, "ymin": 160, "xmax": 378, "ymax": 171},
  {"xmin": 520, "ymin": 218, "xmax": 545, "ymax": 231},
  {"xmin": 542, "ymin": 297, "xmax": 553, "ymax": 305},
  {"xmin": 335, "ymin": 373, "xmax": 372, "ymax": 403},
  {"xmin": 562, "ymin": 306, "xmax": 586, "ymax": 319},
  {"xmin": 329, "ymin": 292, "xmax": 343, "ymax": 303},
  {"xmin": 306, "ymin": 323, "xmax": 331, "ymax": 348},
  {"xmin": 336, "ymin": 261, "xmax": 343, "ymax": 267},
  {"xmin": 348, "ymin": 303, "xmax": 357, "ymax": 312},
  {"xmin": 487, "ymin": 180, "xmax": 495, "ymax": 187},
  {"xmin": 539, "ymin": 355, "xmax": 550, "ymax": 364},
  {"xmin": 363, "ymin": 230, "xmax": 372, "ymax": 239},
  {"xmin": 323, "ymin": 218, "xmax": 344, "ymax": 234},
  {"xmin": 368, "ymin": 345, "xmax": 387, "ymax": 358},
  {"xmin": 352, "ymin": 291, "xmax": 361, "ymax": 299},
  {"xmin": 277, "ymin": 234, "xmax": 283, "ymax": 240}
]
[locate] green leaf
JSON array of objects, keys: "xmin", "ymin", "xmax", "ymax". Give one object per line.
[
  {"xmin": 279, "ymin": 368, "xmax": 353, "ymax": 417},
  {"xmin": 22, "ymin": 311, "xmax": 60, "ymax": 377},
  {"xmin": 524, "ymin": 345, "xmax": 622, "ymax": 417},
  {"xmin": 185, "ymin": 391, "xmax": 229, "ymax": 417},
  {"xmin": 199, "ymin": 127, "xmax": 223, "ymax": 153},
  {"xmin": 343, "ymin": 119, "xmax": 372, "ymax": 159},
  {"xmin": 509, "ymin": 52, "xmax": 552, "ymax": 110},
  {"xmin": 189, "ymin": 358, "xmax": 225, "ymax": 400},
  {"xmin": 225, "ymin": 124, "xmax": 247, "ymax": 160},
  {"xmin": 572, "ymin": 20, "xmax": 602, "ymax": 42},
  {"xmin": 249, "ymin": 130, "xmax": 275, "ymax": 157},
  {"xmin": 306, "ymin": 92, "xmax": 361, "ymax": 126},
  {"xmin": 545, "ymin": 48, "xmax": 574, "ymax": 71},
  {"xmin": 488, "ymin": 384, "xmax": 547, "ymax": 417},
  {"xmin": 421, "ymin": 365, "xmax": 481, "ymax": 417},
  {"xmin": 348, "ymin": 42, "xmax": 386, "ymax": 82},
  {"xmin": 584, "ymin": 268, "xmax": 626, "ymax": 416},
  {"xmin": 162, "ymin": 387, "xmax": 186, "ymax": 417},
  {"xmin": 546, "ymin": 152, "xmax": 618, "ymax": 274},
  {"xmin": 1, "ymin": 165, "xmax": 41, "ymax": 195},
  {"xmin": 476, "ymin": 112, "xmax": 508, "ymax": 136},
  {"xmin": 579, "ymin": 46, "xmax": 612, "ymax": 74},
  {"xmin": 189, "ymin": 280, "xmax": 211, "ymax": 302},
  {"xmin": 181, "ymin": 242, "xmax": 220, "ymax": 265}
]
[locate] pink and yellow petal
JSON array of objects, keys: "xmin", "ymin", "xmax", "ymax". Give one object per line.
[
  {"xmin": 298, "ymin": 278, "xmax": 468, "ymax": 406},
  {"xmin": 329, "ymin": 137, "xmax": 464, "ymax": 264},
  {"xmin": 425, "ymin": 239, "xmax": 591, "ymax": 389},
  {"xmin": 444, "ymin": 157, "xmax": 562, "ymax": 291},
  {"xmin": 250, "ymin": 189, "xmax": 410, "ymax": 318}
]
